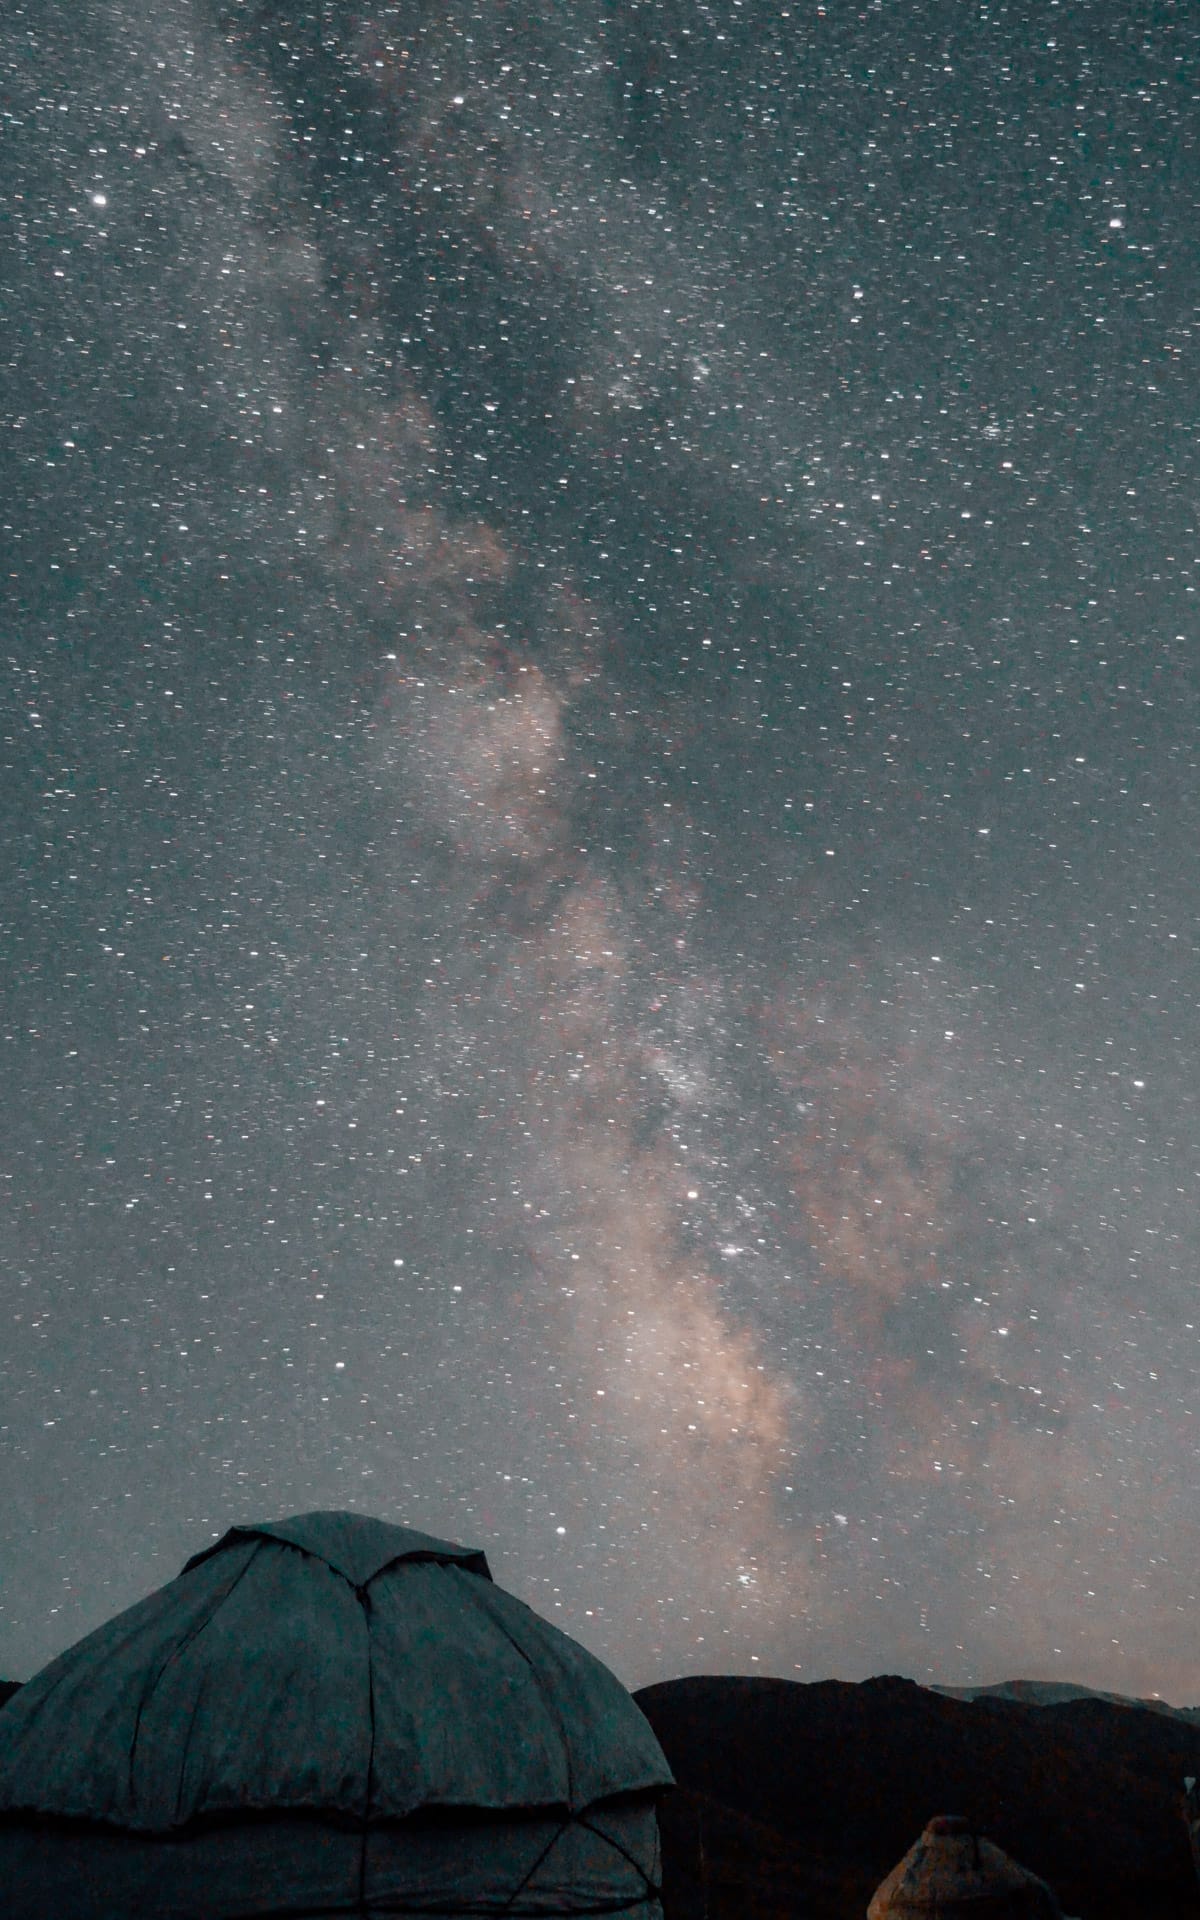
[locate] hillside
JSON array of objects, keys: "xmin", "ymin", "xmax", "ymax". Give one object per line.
[{"xmin": 633, "ymin": 1674, "xmax": 1200, "ymax": 1920}]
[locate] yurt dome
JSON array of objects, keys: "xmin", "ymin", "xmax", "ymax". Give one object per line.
[
  {"xmin": 0, "ymin": 1510, "xmax": 674, "ymax": 1919},
  {"xmin": 868, "ymin": 1815, "xmax": 1065, "ymax": 1920}
]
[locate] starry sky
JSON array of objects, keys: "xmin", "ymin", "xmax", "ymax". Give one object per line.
[{"xmin": 3, "ymin": 0, "xmax": 1199, "ymax": 1700}]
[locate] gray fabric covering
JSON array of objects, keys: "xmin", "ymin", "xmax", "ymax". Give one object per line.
[
  {"xmin": 0, "ymin": 1511, "xmax": 671, "ymax": 1918},
  {"xmin": 0, "ymin": 1801, "xmax": 664, "ymax": 1919}
]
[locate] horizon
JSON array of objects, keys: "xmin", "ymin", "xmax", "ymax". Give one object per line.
[{"xmin": 3, "ymin": 1630, "xmax": 1197, "ymax": 1715}]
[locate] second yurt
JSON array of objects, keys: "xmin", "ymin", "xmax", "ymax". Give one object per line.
[{"xmin": 868, "ymin": 1814, "xmax": 1066, "ymax": 1920}]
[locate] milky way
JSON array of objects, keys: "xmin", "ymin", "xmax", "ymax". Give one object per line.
[{"xmin": 3, "ymin": 0, "xmax": 1200, "ymax": 1699}]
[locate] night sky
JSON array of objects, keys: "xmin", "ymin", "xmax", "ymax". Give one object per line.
[{"xmin": 3, "ymin": 0, "xmax": 1200, "ymax": 1701}]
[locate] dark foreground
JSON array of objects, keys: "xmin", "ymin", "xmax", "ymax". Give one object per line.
[
  {"xmin": 633, "ymin": 1675, "xmax": 1200, "ymax": 1920},
  {"xmin": 4, "ymin": 1671, "xmax": 1199, "ymax": 1920}
]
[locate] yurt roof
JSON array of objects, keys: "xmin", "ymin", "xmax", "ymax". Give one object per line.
[
  {"xmin": 868, "ymin": 1815, "xmax": 1063, "ymax": 1920},
  {"xmin": 0, "ymin": 1510, "xmax": 673, "ymax": 1831},
  {"xmin": 181, "ymin": 1510, "xmax": 494, "ymax": 1588}
]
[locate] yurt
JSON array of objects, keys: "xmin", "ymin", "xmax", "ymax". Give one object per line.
[
  {"xmin": 868, "ymin": 1815, "xmax": 1066, "ymax": 1920},
  {"xmin": 0, "ymin": 1510, "xmax": 674, "ymax": 1918}
]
